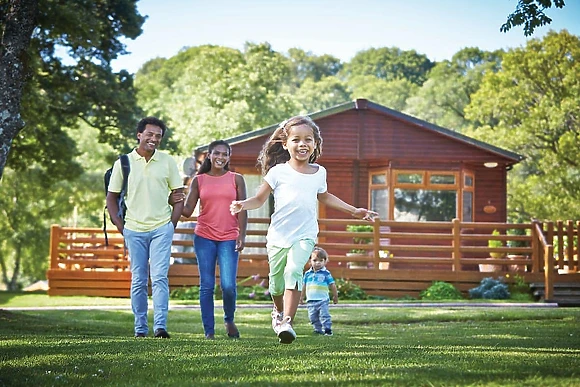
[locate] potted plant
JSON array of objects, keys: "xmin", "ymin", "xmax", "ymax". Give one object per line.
[
  {"xmin": 346, "ymin": 224, "xmax": 373, "ymax": 269},
  {"xmin": 480, "ymin": 229, "xmax": 505, "ymax": 272},
  {"xmin": 488, "ymin": 229, "xmax": 505, "ymax": 259}
]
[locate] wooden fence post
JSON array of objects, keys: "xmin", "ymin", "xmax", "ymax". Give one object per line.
[
  {"xmin": 373, "ymin": 217, "xmax": 380, "ymax": 270},
  {"xmin": 566, "ymin": 220, "xmax": 574, "ymax": 271},
  {"xmin": 49, "ymin": 224, "xmax": 60, "ymax": 270},
  {"xmin": 452, "ymin": 218, "xmax": 461, "ymax": 272},
  {"xmin": 544, "ymin": 244, "xmax": 554, "ymax": 301}
]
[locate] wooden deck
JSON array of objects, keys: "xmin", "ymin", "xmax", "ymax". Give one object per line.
[{"xmin": 47, "ymin": 218, "xmax": 580, "ymax": 301}]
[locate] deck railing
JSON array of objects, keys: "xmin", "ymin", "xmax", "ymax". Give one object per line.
[{"xmin": 47, "ymin": 217, "xmax": 577, "ymax": 298}]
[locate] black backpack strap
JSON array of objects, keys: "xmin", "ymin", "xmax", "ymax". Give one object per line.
[
  {"xmin": 120, "ymin": 154, "xmax": 130, "ymax": 192},
  {"xmin": 103, "ymin": 207, "xmax": 109, "ymax": 246},
  {"xmin": 119, "ymin": 154, "xmax": 130, "ymax": 257}
]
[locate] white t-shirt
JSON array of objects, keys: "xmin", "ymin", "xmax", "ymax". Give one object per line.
[{"xmin": 263, "ymin": 163, "xmax": 328, "ymax": 247}]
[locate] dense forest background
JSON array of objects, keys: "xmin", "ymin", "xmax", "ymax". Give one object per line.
[{"xmin": 0, "ymin": 1, "xmax": 578, "ymax": 290}]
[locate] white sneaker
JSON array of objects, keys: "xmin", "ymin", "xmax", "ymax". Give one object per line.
[
  {"xmin": 277, "ymin": 316, "xmax": 296, "ymax": 344},
  {"xmin": 271, "ymin": 307, "xmax": 283, "ymax": 332}
]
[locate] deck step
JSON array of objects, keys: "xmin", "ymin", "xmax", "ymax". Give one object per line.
[{"xmin": 530, "ymin": 282, "xmax": 580, "ymax": 307}]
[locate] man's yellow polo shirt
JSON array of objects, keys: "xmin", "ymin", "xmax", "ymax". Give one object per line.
[{"xmin": 108, "ymin": 149, "xmax": 183, "ymax": 232}]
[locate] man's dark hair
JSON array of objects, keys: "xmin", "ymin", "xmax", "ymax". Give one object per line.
[{"xmin": 136, "ymin": 116, "xmax": 167, "ymax": 137}]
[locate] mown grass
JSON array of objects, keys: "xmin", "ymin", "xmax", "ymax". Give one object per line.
[{"xmin": 1, "ymin": 294, "xmax": 579, "ymax": 386}]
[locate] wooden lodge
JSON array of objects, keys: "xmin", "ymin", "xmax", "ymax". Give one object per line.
[{"xmin": 46, "ymin": 99, "xmax": 580, "ymax": 302}]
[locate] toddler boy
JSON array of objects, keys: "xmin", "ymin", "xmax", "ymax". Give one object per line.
[{"xmin": 301, "ymin": 247, "xmax": 338, "ymax": 336}]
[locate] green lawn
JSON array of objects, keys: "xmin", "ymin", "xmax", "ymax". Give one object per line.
[{"xmin": 1, "ymin": 293, "xmax": 579, "ymax": 386}]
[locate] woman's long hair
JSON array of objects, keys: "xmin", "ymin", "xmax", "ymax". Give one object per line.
[
  {"xmin": 197, "ymin": 140, "xmax": 232, "ymax": 175},
  {"xmin": 256, "ymin": 116, "xmax": 323, "ymax": 175}
]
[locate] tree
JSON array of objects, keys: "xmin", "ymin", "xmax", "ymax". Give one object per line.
[
  {"xmin": 342, "ymin": 47, "xmax": 434, "ymax": 86},
  {"xmin": 137, "ymin": 43, "xmax": 300, "ymax": 154},
  {"xmin": 405, "ymin": 48, "xmax": 503, "ymax": 132},
  {"xmin": 0, "ymin": 0, "xmax": 145, "ymax": 181},
  {"xmin": 465, "ymin": 30, "xmax": 580, "ymax": 220},
  {"xmin": 294, "ymin": 76, "xmax": 350, "ymax": 113},
  {"xmin": 286, "ymin": 48, "xmax": 343, "ymax": 86},
  {"xmin": 501, "ymin": 0, "xmax": 566, "ymax": 36},
  {"xmin": 0, "ymin": 0, "xmax": 38, "ymax": 181},
  {"xmin": 348, "ymin": 75, "xmax": 418, "ymax": 112},
  {"xmin": 0, "ymin": 0, "xmax": 145, "ymax": 289}
]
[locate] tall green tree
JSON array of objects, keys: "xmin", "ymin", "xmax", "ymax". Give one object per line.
[
  {"xmin": 287, "ymin": 48, "xmax": 343, "ymax": 86},
  {"xmin": 465, "ymin": 30, "xmax": 580, "ymax": 220},
  {"xmin": 348, "ymin": 75, "xmax": 418, "ymax": 111},
  {"xmin": 342, "ymin": 47, "xmax": 434, "ymax": 86},
  {"xmin": 502, "ymin": 0, "xmax": 566, "ymax": 36},
  {"xmin": 405, "ymin": 48, "xmax": 503, "ymax": 132},
  {"xmin": 0, "ymin": 0, "xmax": 145, "ymax": 289},
  {"xmin": 137, "ymin": 43, "xmax": 299, "ymax": 154},
  {"xmin": 0, "ymin": 0, "xmax": 144, "ymax": 180},
  {"xmin": 0, "ymin": 0, "xmax": 38, "ymax": 181},
  {"xmin": 294, "ymin": 76, "xmax": 350, "ymax": 113}
]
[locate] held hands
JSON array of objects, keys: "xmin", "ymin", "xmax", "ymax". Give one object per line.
[
  {"xmin": 352, "ymin": 208, "xmax": 379, "ymax": 222},
  {"xmin": 169, "ymin": 191, "xmax": 186, "ymax": 205},
  {"xmin": 230, "ymin": 200, "xmax": 244, "ymax": 215}
]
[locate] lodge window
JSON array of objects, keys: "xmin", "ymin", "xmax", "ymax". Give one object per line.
[{"xmin": 369, "ymin": 169, "xmax": 474, "ymax": 221}]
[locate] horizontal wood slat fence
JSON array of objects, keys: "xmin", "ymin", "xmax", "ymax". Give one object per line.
[{"xmin": 47, "ymin": 218, "xmax": 580, "ymax": 299}]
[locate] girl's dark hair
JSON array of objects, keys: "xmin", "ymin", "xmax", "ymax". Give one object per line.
[
  {"xmin": 312, "ymin": 247, "xmax": 329, "ymax": 261},
  {"xmin": 197, "ymin": 140, "xmax": 232, "ymax": 175},
  {"xmin": 257, "ymin": 115, "xmax": 323, "ymax": 175}
]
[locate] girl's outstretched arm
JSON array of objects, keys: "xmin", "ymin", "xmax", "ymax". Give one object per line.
[
  {"xmin": 317, "ymin": 192, "xmax": 378, "ymax": 221},
  {"xmin": 230, "ymin": 181, "xmax": 272, "ymax": 214}
]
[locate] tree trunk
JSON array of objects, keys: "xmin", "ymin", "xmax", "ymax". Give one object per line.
[
  {"xmin": 0, "ymin": 0, "xmax": 38, "ymax": 180},
  {"xmin": 8, "ymin": 244, "xmax": 21, "ymax": 291}
]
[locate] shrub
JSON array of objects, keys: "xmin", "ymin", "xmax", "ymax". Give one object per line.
[
  {"xmin": 469, "ymin": 277, "xmax": 510, "ymax": 300},
  {"xmin": 335, "ymin": 278, "xmax": 367, "ymax": 300},
  {"xmin": 420, "ymin": 281, "xmax": 463, "ymax": 300},
  {"xmin": 170, "ymin": 286, "xmax": 200, "ymax": 300},
  {"xmin": 170, "ymin": 274, "xmax": 269, "ymax": 301},
  {"xmin": 346, "ymin": 224, "xmax": 373, "ymax": 253}
]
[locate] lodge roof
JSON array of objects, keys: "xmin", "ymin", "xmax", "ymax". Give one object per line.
[{"xmin": 195, "ymin": 98, "xmax": 523, "ymax": 163}]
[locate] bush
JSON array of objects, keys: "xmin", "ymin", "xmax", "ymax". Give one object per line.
[
  {"xmin": 335, "ymin": 278, "xmax": 367, "ymax": 300},
  {"xmin": 469, "ymin": 277, "xmax": 510, "ymax": 300},
  {"xmin": 420, "ymin": 281, "xmax": 463, "ymax": 300},
  {"xmin": 170, "ymin": 286, "xmax": 200, "ymax": 300},
  {"xmin": 346, "ymin": 224, "xmax": 373, "ymax": 253}
]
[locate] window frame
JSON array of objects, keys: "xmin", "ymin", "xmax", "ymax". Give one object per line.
[{"xmin": 368, "ymin": 168, "xmax": 474, "ymax": 221}]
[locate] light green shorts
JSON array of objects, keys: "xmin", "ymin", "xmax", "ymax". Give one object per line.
[{"xmin": 267, "ymin": 239, "xmax": 315, "ymax": 297}]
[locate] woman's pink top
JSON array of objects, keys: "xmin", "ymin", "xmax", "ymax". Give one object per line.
[{"xmin": 195, "ymin": 171, "xmax": 239, "ymax": 241}]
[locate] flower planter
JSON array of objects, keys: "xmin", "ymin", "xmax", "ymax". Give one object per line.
[
  {"xmin": 479, "ymin": 260, "xmax": 504, "ymax": 272},
  {"xmin": 378, "ymin": 261, "xmax": 390, "ymax": 270}
]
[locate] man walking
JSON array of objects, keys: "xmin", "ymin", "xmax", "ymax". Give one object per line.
[{"xmin": 107, "ymin": 116, "xmax": 184, "ymax": 338}]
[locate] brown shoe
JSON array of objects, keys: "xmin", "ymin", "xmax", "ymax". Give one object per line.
[{"xmin": 225, "ymin": 322, "xmax": 240, "ymax": 338}]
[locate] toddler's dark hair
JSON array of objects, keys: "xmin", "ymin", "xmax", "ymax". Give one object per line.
[{"xmin": 312, "ymin": 246, "xmax": 329, "ymax": 261}]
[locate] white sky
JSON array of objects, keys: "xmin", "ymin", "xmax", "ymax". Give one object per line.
[{"xmin": 111, "ymin": 0, "xmax": 580, "ymax": 73}]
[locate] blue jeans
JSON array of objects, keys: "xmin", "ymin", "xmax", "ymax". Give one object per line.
[
  {"xmin": 124, "ymin": 222, "xmax": 174, "ymax": 335},
  {"xmin": 194, "ymin": 234, "xmax": 239, "ymax": 336},
  {"xmin": 307, "ymin": 299, "xmax": 332, "ymax": 332}
]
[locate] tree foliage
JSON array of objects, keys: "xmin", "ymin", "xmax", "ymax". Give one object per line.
[
  {"xmin": 0, "ymin": 0, "xmax": 145, "ymax": 289},
  {"xmin": 501, "ymin": 0, "xmax": 566, "ymax": 36},
  {"xmin": 136, "ymin": 43, "xmax": 299, "ymax": 154},
  {"xmin": 342, "ymin": 47, "xmax": 434, "ymax": 86},
  {"xmin": 465, "ymin": 30, "xmax": 580, "ymax": 220},
  {"xmin": 287, "ymin": 48, "xmax": 343, "ymax": 85},
  {"xmin": 348, "ymin": 76, "xmax": 417, "ymax": 112},
  {"xmin": 405, "ymin": 48, "xmax": 503, "ymax": 132}
]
